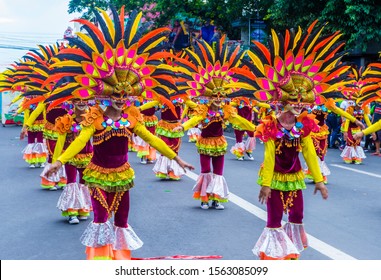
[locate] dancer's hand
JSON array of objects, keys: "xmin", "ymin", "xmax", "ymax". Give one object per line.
[
  {"xmin": 371, "ymin": 132, "xmax": 377, "ymax": 141},
  {"xmin": 355, "ymin": 120, "xmax": 365, "ymax": 129},
  {"xmin": 45, "ymin": 161, "xmax": 62, "ymax": 177},
  {"xmin": 20, "ymin": 127, "xmax": 27, "ymax": 140},
  {"xmin": 314, "ymin": 181, "xmax": 328, "ymax": 200},
  {"xmin": 258, "ymin": 186, "xmax": 271, "ymax": 204},
  {"xmin": 172, "ymin": 126, "xmax": 184, "ymax": 133},
  {"xmin": 174, "ymin": 155, "xmax": 195, "ymax": 172},
  {"xmin": 353, "ymin": 131, "xmax": 364, "ymax": 141}
]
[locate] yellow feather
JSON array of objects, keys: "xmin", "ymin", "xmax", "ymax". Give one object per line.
[
  {"xmin": 293, "ymin": 26, "xmax": 302, "ymax": 49},
  {"xmin": 33, "ymin": 67, "xmax": 48, "ymax": 77},
  {"xmin": 305, "ymin": 27, "xmax": 325, "ymax": 54},
  {"xmin": 96, "ymin": 8, "xmax": 115, "ymax": 45},
  {"xmin": 271, "ymin": 29, "xmax": 279, "ymax": 57},
  {"xmin": 51, "ymin": 83, "xmax": 79, "ymax": 95},
  {"xmin": 224, "ymin": 82, "xmax": 257, "ymax": 90},
  {"xmin": 76, "ymin": 32, "xmax": 99, "ymax": 52},
  {"xmin": 185, "ymin": 49, "xmax": 203, "ymax": 66},
  {"xmin": 247, "ymin": 50, "xmax": 265, "ymax": 75},
  {"xmin": 316, "ymin": 34, "xmax": 343, "ymax": 61},
  {"xmin": 142, "ymin": 36, "xmax": 166, "ymax": 53},
  {"xmin": 129, "ymin": 11, "xmax": 143, "ymax": 45},
  {"xmin": 51, "ymin": 61, "xmax": 82, "ymax": 68},
  {"xmin": 37, "ymin": 45, "xmax": 49, "ymax": 61}
]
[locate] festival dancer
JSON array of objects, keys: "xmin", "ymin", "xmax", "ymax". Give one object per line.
[
  {"xmin": 228, "ymin": 20, "xmax": 351, "ymax": 260},
  {"xmin": 229, "ymin": 97, "xmax": 256, "ymax": 160},
  {"xmin": 182, "ymin": 97, "xmax": 201, "ymax": 143},
  {"xmin": 172, "ymin": 36, "xmax": 256, "ymax": 210},
  {"xmin": 44, "ymin": 7, "xmax": 194, "ymax": 260},
  {"xmin": 135, "ymin": 97, "xmax": 159, "ymax": 164},
  {"xmin": 304, "ymin": 104, "xmax": 331, "ymax": 184},
  {"xmin": 140, "ymin": 96, "xmax": 186, "ymax": 180},
  {"xmin": 53, "ymin": 99, "xmax": 93, "ymax": 224}
]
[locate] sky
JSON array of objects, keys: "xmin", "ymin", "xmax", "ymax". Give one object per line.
[{"xmin": 0, "ymin": 0, "xmax": 82, "ymax": 71}]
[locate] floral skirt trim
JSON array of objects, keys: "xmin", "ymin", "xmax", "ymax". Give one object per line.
[
  {"xmin": 196, "ymin": 136, "xmax": 228, "ymax": 156},
  {"xmin": 83, "ymin": 162, "xmax": 135, "ymax": 192},
  {"xmin": 67, "ymin": 153, "xmax": 93, "ymax": 169}
]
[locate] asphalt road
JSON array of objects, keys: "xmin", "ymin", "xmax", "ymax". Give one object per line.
[{"xmin": 1, "ymin": 124, "xmax": 380, "ymax": 260}]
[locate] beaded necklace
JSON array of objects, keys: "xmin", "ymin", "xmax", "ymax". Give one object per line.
[
  {"xmin": 101, "ymin": 113, "xmax": 130, "ymax": 130},
  {"xmin": 67, "ymin": 109, "xmax": 82, "ymax": 133}
]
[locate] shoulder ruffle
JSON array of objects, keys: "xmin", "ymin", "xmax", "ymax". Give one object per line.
[
  {"xmin": 222, "ymin": 104, "xmax": 237, "ymax": 119},
  {"xmin": 254, "ymin": 115, "xmax": 277, "ymax": 142},
  {"xmin": 81, "ymin": 106, "xmax": 104, "ymax": 130},
  {"xmin": 297, "ymin": 111, "xmax": 319, "ymax": 137},
  {"xmin": 193, "ymin": 104, "xmax": 209, "ymax": 118},
  {"xmin": 55, "ymin": 114, "xmax": 73, "ymax": 134},
  {"xmin": 125, "ymin": 106, "xmax": 143, "ymax": 128}
]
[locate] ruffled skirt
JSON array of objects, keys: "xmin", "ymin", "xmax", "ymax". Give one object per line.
[
  {"xmin": 22, "ymin": 143, "xmax": 48, "ymax": 165},
  {"xmin": 57, "ymin": 183, "xmax": 92, "ymax": 216},
  {"xmin": 192, "ymin": 173, "xmax": 229, "ymax": 202},
  {"xmin": 40, "ymin": 163, "xmax": 67, "ymax": 189},
  {"xmin": 152, "ymin": 155, "xmax": 185, "ymax": 180}
]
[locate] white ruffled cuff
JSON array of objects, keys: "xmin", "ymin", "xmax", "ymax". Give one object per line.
[{"xmin": 252, "ymin": 227, "xmax": 299, "ymax": 260}]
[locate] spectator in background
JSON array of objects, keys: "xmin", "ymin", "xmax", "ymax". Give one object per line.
[
  {"xmin": 199, "ymin": 19, "xmax": 215, "ymax": 45},
  {"xmin": 326, "ymin": 104, "xmax": 341, "ymax": 149},
  {"xmin": 172, "ymin": 20, "xmax": 190, "ymax": 52},
  {"xmin": 210, "ymin": 26, "xmax": 222, "ymax": 50}
]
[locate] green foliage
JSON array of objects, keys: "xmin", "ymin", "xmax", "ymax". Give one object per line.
[
  {"xmin": 66, "ymin": 0, "xmax": 381, "ymax": 53},
  {"xmin": 265, "ymin": 0, "xmax": 381, "ymax": 53}
]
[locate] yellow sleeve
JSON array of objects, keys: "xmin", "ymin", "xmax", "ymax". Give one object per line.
[
  {"xmin": 342, "ymin": 119, "xmax": 350, "ymax": 132},
  {"xmin": 257, "ymin": 102, "xmax": 271, "ymax": 109},
  {"xmin": 301, "ymin": 136, "xmax": 324, "ymax": 183},
  {"xmin": 182, "ymin": 115, "xmax": 204, "ymax": 131},
  {"xmin": 25, "ymin": 102, "xmax": 45, "ymax": 127},
  {"xmin": 57, "ymin": 125, "xmax": 95, "ymax": 164},
  {"xmin": 133, "ymin": 122, "xmax": 177, "ymax": 159},
  {"xmin": 228, "ymin": 115, "xmax": 256, "ymax": 131},
  {"xmin": 363, "ymin": 113, "xmax": 372, "ymax": 127},
  {"xmin": 52, "ymin": 133, "xmax": 67, "ymax": 163},
  {"xmin": 22, "ymin": 109, "xmax": 30, "ymax": 126},
  {"xmin": 363, "ymin": 119, "xmax": 381, "ymax": 135},
  {"xmin": 139, "ymin": 101, "xmax": 159, "ymax": 111},
  {"xmin": 230, "ymin": 101, "xmax": 238, "ymax": 107},
  {"xmin": 184, "ymin": 99, "xmax": 198, "ymax": 109},
  {"xmin": 329, "ymin": 104, "xmax": 357, "ymax": 123},
  {"xmin": 261, "ymin": 140, "xmax": 276, "ymax": 187},
  {"xmin": 181, "ymin": 104, "xmax": 189, "ymax": 119}
]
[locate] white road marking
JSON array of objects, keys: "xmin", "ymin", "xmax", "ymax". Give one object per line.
[
  {"xmin": 184, "ymin": 169, "xmax": 357, "ymax": 260},
  {"xmin": 330, "ymin": 164, "xmax": 381, "ymax": 178}
]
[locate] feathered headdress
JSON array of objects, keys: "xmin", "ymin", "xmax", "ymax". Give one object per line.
[
  {"xmin": 169, "ymin": 35, "xmax": 246, "ymax": 99},
  {"xmin": 0, "ymin": 44, "xmax": 62, "ymax": 109},
  {"xmin": 227, "ymin": 20, "xmax": 350, "ymax": 106},
  {"xmin": 46, "ymin": 5, "xmax": 177, "ymax": 104}
]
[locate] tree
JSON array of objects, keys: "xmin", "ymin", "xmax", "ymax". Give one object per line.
[{"xmin": 264, "ymin": 0, "xmax": 381, "ymax": 53}]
